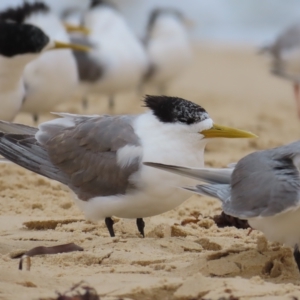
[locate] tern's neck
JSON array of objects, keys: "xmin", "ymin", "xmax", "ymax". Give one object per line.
[
  {"xmin": 0, "ymin": 54, "xmax": 39, "ymax": 90},
  {"xmin": 134, "ymin": 112, "xmax": 208, "ymax": 167}
]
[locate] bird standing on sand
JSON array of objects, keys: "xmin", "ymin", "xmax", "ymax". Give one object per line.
[
  {"xmin": 261, "ymin": 22, "xmax": 300, "ymax": 119},
  {"xmin": 0, "ymin": 95, "xmax": 256, "ymax": 237},
  {"xmin": 0, "ymin": 21, "xmax": 87, "ymax": 122},
  {"xmin": 0, "ymin": 2, "xmax": 88, "ymax": 123},
  {"xmin": 72, "ymin": 0, "xmax": 149, "ymax": 111},
  {"xmin": 145, "ymin": 140, "xmax": 300, "ymax": 270},
  {"xmin": 141, "ymin": 8, "xmax": 193, "ymax": 94}
]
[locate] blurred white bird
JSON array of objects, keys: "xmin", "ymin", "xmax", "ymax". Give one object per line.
[
  {"xmin": 141, "ymin": 8, "xmax": 193, "ymax": 95},
  {"xmin": 0, "ymin": 2, "xmax": 89, "ymax": 122},
  {"xmin": 0, "ymin": 20, "xmax": 87, "ymax": 122},
  {"xmin": 260, "ymin": 22, "xmax": 300, "ymax": 119},
  {"xmin": 72, "ymin": 0, "xmax": 149, "ymax": 111}
]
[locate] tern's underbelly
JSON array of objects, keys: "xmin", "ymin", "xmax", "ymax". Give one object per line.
[{"xmin": 249, "ymin": 207, "xmax": 300, "ymax": 247}]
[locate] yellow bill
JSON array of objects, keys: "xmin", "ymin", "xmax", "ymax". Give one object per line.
[
  {"xmin": 64, "ymin": 23, "xmax": 91, "ymax": 35},
  {"xmin": 52, "ymin": 41, "xmax": 90, "ymax": 52},
  {"xmin": 201, "ymin": 123, "xmax": 257, "ymax": 138}
]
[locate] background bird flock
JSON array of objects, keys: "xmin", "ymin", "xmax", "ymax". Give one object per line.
[{"xmin": 2, "ymin": 0, "xmax": 300, "ymax": 299}]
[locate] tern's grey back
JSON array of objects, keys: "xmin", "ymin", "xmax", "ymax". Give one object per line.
[{"xmin": 229, "ymin": 141, "xmax": 300, "ymax": 218}]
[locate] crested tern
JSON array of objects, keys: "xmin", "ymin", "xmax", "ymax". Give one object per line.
[
  {"xmin": 0, "ymin": 95, "xmax": 256, "ymax": 237},
  {"xmin": 261, "ymin": 22, "xmax": 300, "ymax": 118},
  {"xmin": 145, "ymin": 140, "xmax": 300, "ymax": 270},
  {"xmin": 142, "ymin": 8, "xmax": 193, "ymax": 94},
  {"xmin": 72, "ymin": 0, "xmax": 149, "ymax": 111},
  {"xmin": 0, "ymin": 2, "xmax": 88, "ymax": 123},
  {"xmin": 0, "ymin": 20, "xmax": 88, "ymax": 122}
]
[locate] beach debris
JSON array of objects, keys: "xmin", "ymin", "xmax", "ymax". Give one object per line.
[
  {"xmin": 11, "ymin": 243, "xmax": 83, "ymax": 270},
  {"xmin": 23, "ymin": 219, "xmax": 84, "ymax": 230},
  {"xmin": 213, "ymin": 212, "xmax": 250, "ymax": 229}
]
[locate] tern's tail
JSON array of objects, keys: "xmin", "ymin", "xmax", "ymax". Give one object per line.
[
  {"xmin": 0, "ymin": 121, "xmax": 68, "ymax": 185},
  {"xmin": 143, "ymin": 162, "xmax": 232, "ymax": 184},
  {"xmin": 183, "ymin": 184, "xmax": 230, "ymax": 204}
]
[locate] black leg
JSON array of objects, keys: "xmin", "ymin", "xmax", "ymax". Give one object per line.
[
  {"xmin": 294, "ymin": 244, "xmax": 300, "ymax": 272},
  {"xmin": 136, "ymin": 218, "xmax": 145, "ymax": 238},
  {"xmin": 33, "ymin": 113, "xmax": 39, "ymax": 124},
  {"xmin": 105, "ymin": 217, "xmax": 115, "ymax": 237}
]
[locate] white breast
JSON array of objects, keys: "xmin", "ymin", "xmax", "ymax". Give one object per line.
[
  {"xmin": 249, "ymin": 206, "xmax": 300, "ymax": 247},
  {"xmin": 76, "ymin": 113, "xmax": 212, "ymax": 221}
]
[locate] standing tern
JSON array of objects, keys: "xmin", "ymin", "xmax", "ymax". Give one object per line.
[
  {"xmin": 142, "ymin": 8, "xmax": 193, "ymax": 94},
  {"xmin": 261, "ymin": 22, "xmax": 300, "ymax": 118},
  {"xmin": 0, "ymin": 95, "xmax": 256, "ymax": 237},
  {"xmin": 72, "ymin": 0, "xmax": 149, "ymax": 111},
  {"xmin": 0, "ymin": 2, "xmax": 89, "ymax": 122},
  {"xmin": 145, "ymin": 140, "xmax": 300, "ymax": 270},
  {"xmin": 0, "ymin": 20, "xmax": 89, "ymax": 122}
]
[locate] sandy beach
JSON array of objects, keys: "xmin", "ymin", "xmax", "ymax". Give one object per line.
[{"xmin": 1, "ymin": 44, "xmax": 300, "ymax": 300}]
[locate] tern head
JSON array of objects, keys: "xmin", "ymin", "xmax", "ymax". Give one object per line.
[
  {"xmin": 0, "ymin": 22, "xmax": 49, "ymax": 57},
  {"xmin": 147, "ymin": 8, "xmax": 194, "ymax": 37},
  {"xmin": 0, "ymin": 2, "xmax": 49, "ymax": 24},
  {"xmin": 144, "ymin": 95, "xmax": 257, "ymax": 139},
  {"xmin": 0, "ymin": 1, "xmax": 90, "ymax": 39},
  {"xmin": 0, "ymin": 21, "xmax": 90, "ymax": 58},
  {"xmin": 90, "ymin": 0, "xmax": 116, "ymax": 9}
]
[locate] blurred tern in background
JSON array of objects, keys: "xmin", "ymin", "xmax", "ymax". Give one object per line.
[
  {"xmin": 0, "ymin": 95, "xmax": 256, "ymax": 237},
  {"xmin": 145, "ymin": 140, "xmax": 300, "ymax": 271},
  {"xmin": 0, "ymin": 2, "xmax": 90, "ymax": 123},
  {"xmin": 141, "ymin": 8, "xmax": 193, "ymax": 95},
  {"xmin": 0, "ymin": 20, "xmax": 88, "ymax": 122},
  {"xmin": 261, "ymin": 22, "xmax": 300, "ymax": 119},
  {"xmin": 72, "ymin": 0, "xmax": 148, "ymax": 111}
]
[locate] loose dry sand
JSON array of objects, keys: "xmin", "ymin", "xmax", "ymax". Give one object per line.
[{"xmin": 1, "ymin": 44, "xmax": 300, "ymax": 300}]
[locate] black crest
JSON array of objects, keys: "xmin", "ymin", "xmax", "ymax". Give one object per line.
[
  {"xmin": 0, "ymin": 22, "xmax": 49, "ymax": 57},
  {"xmin": 90, "ymin": 0, "xmax": 116, "ymax": 9},
  {"xmin": 144, "ymin": 95, "xmax": 209, "ymax": 124},
  {"xmin": 0, "ymin": 2, "xmax": 49, "ymax": 23}
]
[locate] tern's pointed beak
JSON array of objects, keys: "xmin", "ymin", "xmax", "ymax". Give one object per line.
[
  {"xmin": 64, "ymin": 23, "xmax": 91, "ymax": 35},
  {"xmin": 201, "ymin": 123, "xmax": 257, "ymax": 138},
  {"xmin": 51, "ymin": 41, "xmax": 90, "ymax": 52}
]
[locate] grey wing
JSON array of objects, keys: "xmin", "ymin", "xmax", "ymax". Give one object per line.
[
  {"xmin": 183, "ymin": 184, "xmax": 231, "ymax": 204},
  {"xmin": 229, "ymin": 149, "xmax": 300, "ymax": 219},
  {"xmin": 144, "ymin": 162, "xmax": 232, "ymax": 184},
  {"xmin": 71, "ymin": 36, "xmax": 104, "ymax": 82},
  {"xmin": 38, "ymin": 114, "xmax": 142, "ymax": 200},
  {"xmin": 0, "ymin": 114, "xmax": 142, "ymax": 201}
]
